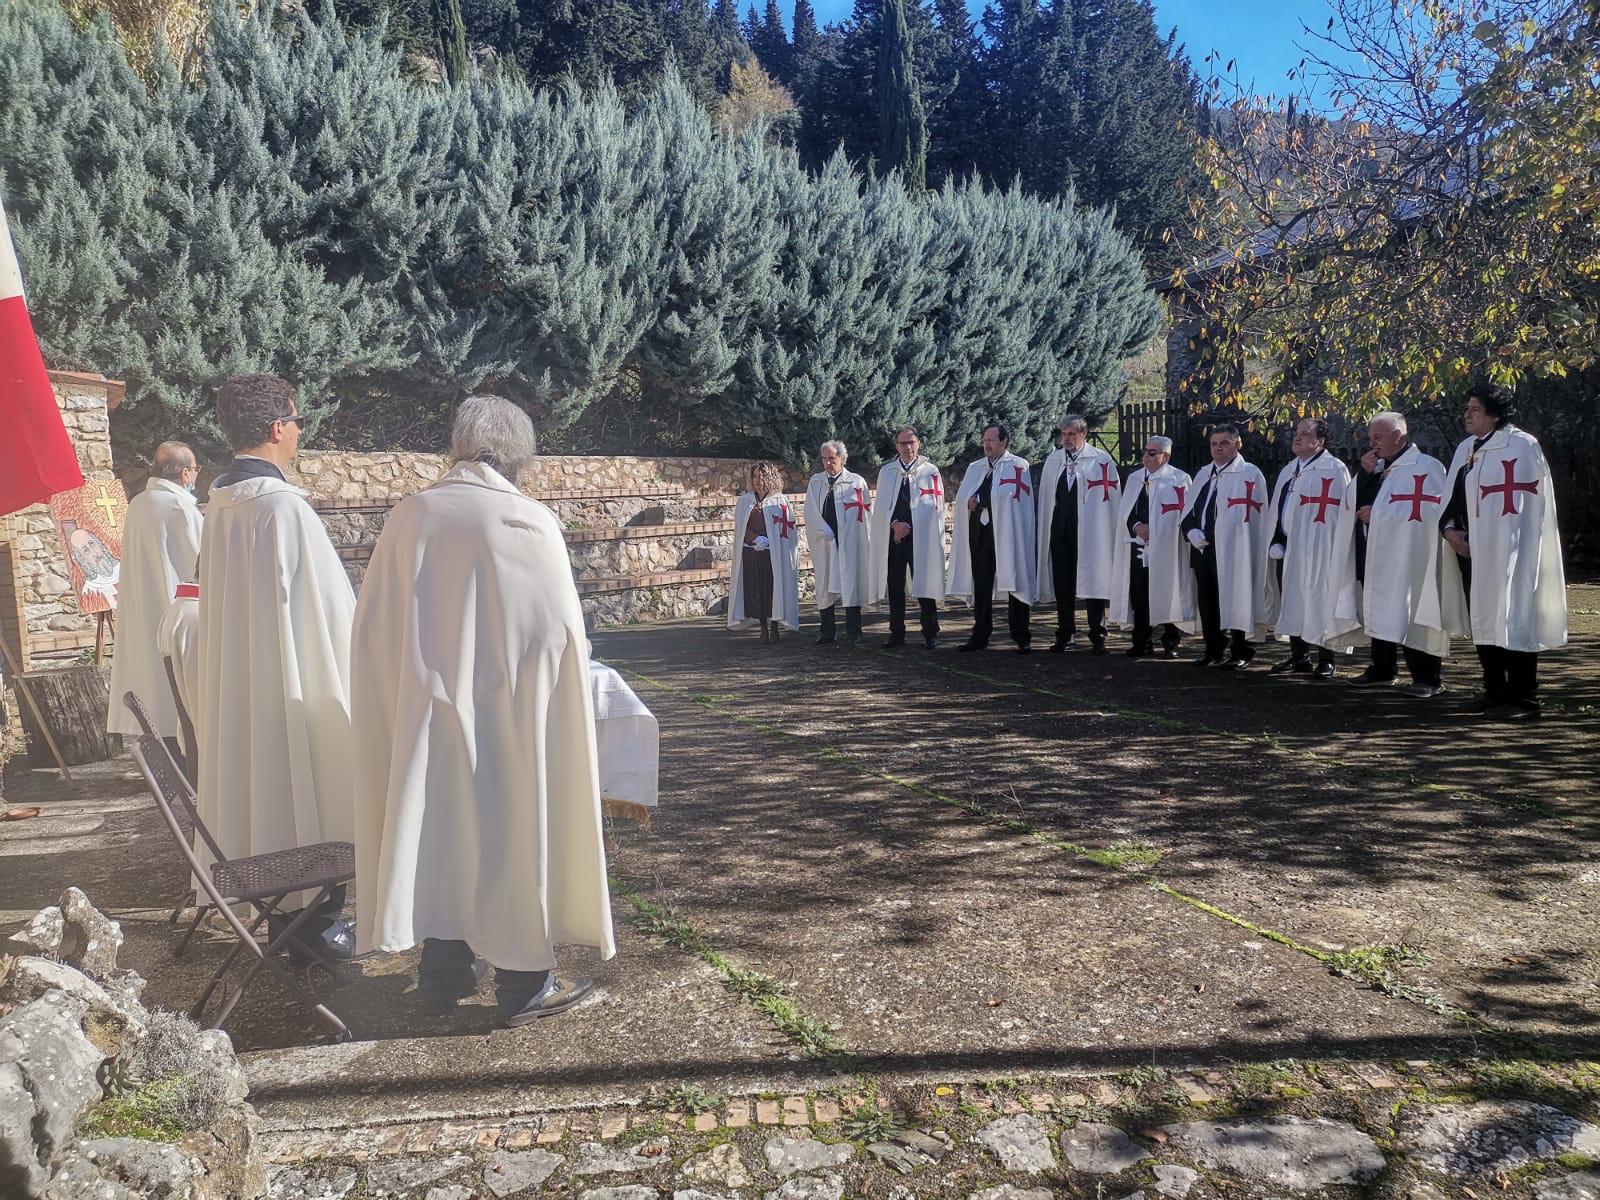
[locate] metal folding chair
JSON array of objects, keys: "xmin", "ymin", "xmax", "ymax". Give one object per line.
[
  {"xmin": 130, "ymin": 735, "xmax": 355, "ymax": 1040},
  {"xmin": 121, "ymin": 691, "xmax": 212, "ymax": 955}
]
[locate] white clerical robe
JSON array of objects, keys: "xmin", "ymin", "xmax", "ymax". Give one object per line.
[
  {"xmin": 1438, "ymin": 427, "xmax": 1567, "ymax": 652},
  {"xmin": 867, "ymin": 457, "xmax": 947, "ymax": 605},
  {"xmin": 806, "ymin": 471, "xmax": 873, "ymax": 608},
  {"xmin": 1182, "ymin": 457, "xmax": 1271, "ymax": 635},
  {"xmin": 1036, "ymin": 445, "xmax": 1121, "ymax": 603},
  {"xmin": 106, "ymin": 478, "xmax": 202, "ymax": 736},
  {"xmin": 1263, "ymin": 452, "xmax": 1354, "ymax": 647},
  {"xmin": 727, "ymin": 490, "xmax": 801, "ymax": 630},
  {"xmin": 352, "ymin": 462, "xmax": 614, "ymax": 970},
  {"xmin": 947, "ymin": 452, "xmax": 1037, "ymax": 606},
  {"xmin": 155, "ymin": 585, "xmax": 200, "ymax": 736},
  {"xmin": 196, "ymin": 476, "xmax": 355, "ymax": 888},
  {"xmin": 1331, "ymin": 444, "xmax": 1450, "ymax": 655},
  {"xmin": 1110, "ymin": 464, "xmax": 1195, "ymax": 629}
]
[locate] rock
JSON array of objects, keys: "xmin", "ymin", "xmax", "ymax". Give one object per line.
[
  {"xmin": 58, "ymin": 888, "xmax": 123, "ymax": 979},
  {"xmin": 678, "ymin": 1142, "xmax": 749, "ymax": 1189},
  {"xmin": 1537, "ymin": 1172, "xmax": 1600, "ymax": 1200},
  {"xmin": 764, "ymin": 1172, "xmax": 845, "ymax": 1200},
  {"xmin": 3, "ymin": 907, "xmax": 65, "ymax": 958},
  {"xmin": 267, "ymin": 1166, "xmax": 358, "ymax": 1199},
  {"xmin": 676, "ymin": 1191, "xmax": 733, "ymax": 1200},
  {"xmin": 975, "ymin": 1115, "xmax": 1056, "ymax": 1174},
  {"xmin": 1, "ymin": 956, "xmax": 147, "ymax": 1047},
  {"xmin": 424, "ymin": 1188, "xmax": 473, "ymax": 1200},
  {"xmin": 1061, "ymin": 1122, "xmax": 1149, "ymax": 1174},
  {"xmin": 365, "ymin": 1153, "xmax": 472, "ymax": 1195},
  {"xmin": 179, "ymin": 1102, "xmax": 266, "ymax": 1200},
  {"xmin": 867, "ymin": 1130, "xmax": 949, "ymax": 1175},
  {"xmin": 1153, "ymin": 1164, "xmax": 1201, "ymax": 1198},
  {"xmin": 572, "ymin": 1138, "xmax": 670, "ymax": 1176},
  {"xmin": 0, "ymin": 993, "xmax": 107, "ymax": 1176},
  {"xmin": 189, "ymin": 1030, "xmax": 250, "ymax": 1107},
  {"xmin": 483, "ymin": 1148, "xmax": 564, "ymax": 1197},
  {"xmin": 40, "ymin": 1154, "xmax": 140, "ymax": 1199},
  {"xmin": 74, "ymin": 1138, "xmax": 204, "ymax": 1199},
  {"xmin": 1402, "ymin": 1102, "xmax": 1600, "ymax": 1178},
  {"xmin": 763, "ymin": 1136, "xmax": 855, "ymax": 1178},
  {"xmin": 968, "ymin": 1187, "xmax": 1054, "ymax": 1200},
  {"xmin": 579, "ymin": 1189, "xmax": 659, "ymax": 1200},
  {"xmin": 0, "ymin": 1061, "xmax": 49, "ymax": 1199},
  {"xmin": 1160, "ymin": 1116, "xmax": 1385, "ymax": 1190}
]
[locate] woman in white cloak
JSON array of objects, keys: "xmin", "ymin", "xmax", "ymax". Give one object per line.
[{"xmin": 727, "ymin": 462, "xmax": 800, "ymax": 642}]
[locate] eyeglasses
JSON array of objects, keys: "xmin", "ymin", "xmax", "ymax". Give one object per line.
[
  {"xmin": 276, "ymin": 413, "xmax": 306, "ymax": 427},
  {"xmin": 1142, "ymin": 449, "xmax": 1163, "ymax": 455}
]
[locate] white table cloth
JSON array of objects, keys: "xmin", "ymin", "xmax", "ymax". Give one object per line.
[{"xmin": 589, "ymin": 661, "xmax": 659, "ymax": 811}]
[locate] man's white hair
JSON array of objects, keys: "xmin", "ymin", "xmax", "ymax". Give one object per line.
[
  {"xmin": 1146, "ymin": 435, "xmax": 1173, "ymax": 454},
  {"xmin": 450, "ymin": 395, "xmax": 538, "ymax": 483},
  {"xmin": 821, "ymin": 439, "xmax": 848, "ymax": 462},
  {"xmin": 1059, "ymin": 413, "xmax": 1089, "ymax": 433},
  {"xmin": 1370, "ymin": 411, "xmax": 1408, "ymax": 436}
]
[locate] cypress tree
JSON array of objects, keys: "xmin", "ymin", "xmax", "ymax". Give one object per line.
[
  {"xmin": 877, "ymin": 0, "xmax": 927, "ymax": 191},
  {"xmin": 436, "ymin": 0, "xmax": 471, "ymax": 83}
]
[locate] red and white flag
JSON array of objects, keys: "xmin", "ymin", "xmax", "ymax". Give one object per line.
[{"xmin": 0, "ymin": 193, "xmax": 83, "ymax": 517}]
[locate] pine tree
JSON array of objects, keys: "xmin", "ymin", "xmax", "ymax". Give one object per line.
[
  {"xmin": 877, "ymin": 0, "xmax": 927, "ymax": 191},
  {"xmin": 745, "ymin": 0, "xmax": 791, "ymax": 85}
]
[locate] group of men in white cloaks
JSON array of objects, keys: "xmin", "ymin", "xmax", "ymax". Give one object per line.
[
  {"xmin": 107, "ymin": 376, "xmax": 613, "ymax": 1026},
  {"xmin": 728, "ymin": 390, "xmax": 1567, "ymax": 719}
]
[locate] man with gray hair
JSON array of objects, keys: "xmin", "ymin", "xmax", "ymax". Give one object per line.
[
  {"xmin": 1036, "ymin": 413, "xmax": 1120, "ymax": 653},
  {"xmin": 352, "ymin": 395, "xmax": 614, "ymax": 1025},
  {"xmin": 1110, "ymin": 435, "xmax": 1193, "ymax": 657},
  {"xmin": 106, "ymin": 440, "xmax": 202, "ymax": 755},
  {"xmin": 805, "ymin": 439, "xmax": 874, "ymax": 645}
]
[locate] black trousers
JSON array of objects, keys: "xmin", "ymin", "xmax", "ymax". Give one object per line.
[
  {"xmin": 1370, "ymin": 638, "xmax": 1441, "ymax": 686},
  {"xmin": 972, "ymin": 525, "xmax": 1030, "ymax": 646},
  {"xmin": 1050, "ymin": 531, "xmax": 1106, "ymax": 644},
  {"xmin": 1192, "ymin": 547, "xmax": 1250, "ymax": 659},
  {"xmin": 886, "ymin": 533, "xmax": 940, "ymax": 639},
  {"xmin": 420, "ymin": 937, "xmax": 549, "ymax": 1013},
  {"xmin": 818, "ymin": 603, "xmax": 861, "ymax": 641},
  {"xmin": 1274, "ymin": 561, "xmax": 1332, "ymax": 665},
  {"xmin": 1128, "ymin": 556, "xmax": 1180, "ymax": 651},
  {"xmin": 1458, "ymin": 556, "xmax": 1540, "ymax": 707}
]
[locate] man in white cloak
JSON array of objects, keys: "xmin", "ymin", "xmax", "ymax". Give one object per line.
[
  {"xmin": 1036, "ymin": 414, "xmax": 1120, "ymax": 654},
  {"xmin": 352, "ymin": 396, "xmax": 613, "ymax": 1024},
  {"xmin": 106, "ymin": 441, "xmax": 202, "ymax": 761},
  {"xmin": 1110, "ymin": 436, "xmax": 1193, "ymax": 658},
  {"xmin": 948, "ymin": 423, "xmax": 1036, "ymax": 653},
  {"xmin": 1263, "ymin": 418, "xmax": 1352, "ymax": 679},
  {"xmin": 196, "ymin": 374, "xmax": 356, "ymax": 961},
  {"xmin": 1334, "ymin": 412, "xmax": 1449, "ymax": 697},
  {"xmin": 728, "ymin": 462, "xmax": 800, "ymax": 642},
  {"xmin": 1179, "ymin": 424, "xmax": 1270, "ymax": 668},
  {"xmin": 805, "ymin": 441, "xmax": 874, "ymax": 646},
  {"xmin": 155, "ymin": 581, "xmax": 200, "ymax": 783},
  {"xmin": 867, "ymin": 425, "xmax": 945, "ymax": 649},
  {"xmin": 1439, "ymin": 383, "xmax": 1567, "ymax": 719}
]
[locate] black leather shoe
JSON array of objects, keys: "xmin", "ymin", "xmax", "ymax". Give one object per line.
[
  {"xmin": 1222, "ymin": 655, "xmax": 1254, "ymax": 670},
  {"xmin": 1159, "ymin": 646, "xmax": 1181, "ymax": 659},
  {"xmin": 1090, "ymin": 640, "xmax": 1107, "ymax": 656},
  {"xmin": 1311, "ymin": 661, "xmax": 1337, "ymax": 680},
  {"xmin": 1126, "ymin": 645, "xmax": 1152, "ymax": 658},
  {"xmin": 847, "ymin": 635, "xmax": 864, "ymax": 647},
  {"xmin": 882, "ymin": 635, "xmax": 906, "ymax": 649},
  {"xmin": 1348, "ymin": 670, "xmax": 1397, "ymax": 689},
  {"xmin": 923, "ymin": 637, "xmax": 940, "ymax": 649},
  {"xmin": 814, "ymin": 636, "xmax": 835, "ymax": 645},
  {"xmin": 1269, "ymin": 657, "xmax": 1311, "ymax": 675},
  {"xmin": 1015, "ymin": 644, "xmax": 1032, "ymax": 655},
  {"xmin": 958, "ymin": 641, "xmax": 985, "ymax": 652},
  {"xmin": 1403, "ymin": 682, "xmax": 1446, "ymax": 699},
  {"xmin": 1195, "ymin": 654, "xmax": 1222, "ymax": 667},
  {"xmin": 1464, "ymin": 692, "xmax": 1499, "ymax": 713},
  {"xmin": 1493, "ymin": 702, "xmax": 1541, "ymax": 721},
  {"xmin": 1051, "ymin": 636, "xmax": 1081, "ymax": 653}
]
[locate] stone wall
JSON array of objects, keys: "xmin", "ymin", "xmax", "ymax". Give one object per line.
[{"xmin": 0, "ymin": 373, "xmax": 120, "ymax": 666}]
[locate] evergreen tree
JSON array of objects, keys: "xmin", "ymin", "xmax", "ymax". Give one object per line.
[
  {"xmin": 436, "ymin": 0, "xmax": 471, "ymax": 82},
  {"xmin": 926, "ymin": 0, "xmax": 985, "ymax": 186},
  {"xmin": 877, "ymin": 0, "xmax": 927, "ymax": 191},
  {"xmin": 745, "ymin": 0, "xmax": 791, "ymax": 85}
]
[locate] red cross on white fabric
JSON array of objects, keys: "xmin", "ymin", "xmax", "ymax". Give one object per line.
[
  {"xmin": 1159, "ymin": 485, "xmax": 1186, "ymax": 515},
  {"xmin": 1478, "ymin": 458, "xmax": 1538, "ymax": 516},
  {"xmin": 1001, "ymin": 466, "xmax": 1031, "ymax": 500},
  {"xmin": 1388, "ymin": 474, "xmax": 1441, "ymax": 522},
  {"xmin": 917, "ymin": 475, "xmax": 943, "ymax": 503},
  {"xmin": 1087, "ymin": 462, "xmax": 1118, "ymax": 501},
  {"xmin": 1298, "ymin": 476, "xmax": 1341, "ymax": 524},
  {"xmin": 1226, "ymin": 478, "xmax": 1263, "ymax": 522},
  {"xmin": 844, "ymin": 486, "xmax": 869, "ymax": 523},
  {"xmin": 770, "ymin": 505, "xmax": 796, "ymax": 539}
]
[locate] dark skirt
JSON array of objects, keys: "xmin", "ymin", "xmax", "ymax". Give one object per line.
[{"xmin": 741, "ymin": 546, "xmax": 774, "ymax": 619}]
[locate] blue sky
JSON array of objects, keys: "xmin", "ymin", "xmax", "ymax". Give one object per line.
[{"xmin": 766, "ymin": 1, "xmax": 1346, "ymax": 103}]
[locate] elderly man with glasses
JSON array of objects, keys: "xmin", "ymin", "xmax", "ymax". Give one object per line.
[{"xmin": 1110, "ymin": 436, "xmax": 1194, "ymax": 657}]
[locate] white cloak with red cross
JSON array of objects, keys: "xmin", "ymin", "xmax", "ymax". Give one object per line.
[
  {"xmin": 806, "ymin": 470, "xmax": 874, "ymax": 609},
  {"xmin": 1438, "ymin": 426, "xmax": 1567, "ymax": 652},
  {"xmin": 946, "ymin": 451, "xmax": 1037, "ymax": 606},
  {"xmin": 1330, "ymin": 444, "xmax": 1449, "ymax": 655},
  {"xmin": 1180, "ymin": 456, "xmax": 1271, "ymax": 634},
  {"xmin": 867, "ymin": 456, "xmax": 947, "ymax": 605},
  {"xmin": 1109, "ymin": 464, "xmax": 1195, "ymax": 629},
  {"xmin": 1035, "ymin": 445, "xmax": 1121, "ymax": 604},
  {"xmin": 1262, "ymin": 452, "xmax": 1355, "ymax": 646},
  {"xmin": 727, "ymin": 490, "xmax": 801, "ymax": 630}
]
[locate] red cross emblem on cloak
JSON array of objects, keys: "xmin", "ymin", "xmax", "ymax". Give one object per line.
[
  {"xmin": 1087, "ymin": 462, "xmax": 1118, "ymax": 501},
  {"xmin": 917, "ymin": 474, "xmax": 943, "ymax": 503},
  {"xmin": 1479, "ymin": 458, "xmax": 1538, "ymax": 516},
  {"xmin": 844, "ymin": 486, "xmax": 870, "ymax": 523},
  {"xmin": 1001, "ymin": 466, "xmax": 1031, "ymax": 500},
  {"xmin": 1159, "ymin": 485, "xmax": 1186, "ymax": 515},
  {"xmin": 1226, "ymin": 478, "xmax": 1263, "ymax": 522},
  {"xmin": 771, "ymin": 505, "xmax": 796, "ymax": 539},
  {"xmin": 1298, "ymin": 476, "xmax": 1341, "ymax": 524},
  {"xmin": 1388, "ymin": 474, "xmax": 1441, "ymax": 522}
]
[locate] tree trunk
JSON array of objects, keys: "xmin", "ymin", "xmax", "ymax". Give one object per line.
[{"xmin": 18, "ymin": 666, "xmax": 113, "ymax": 766}]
